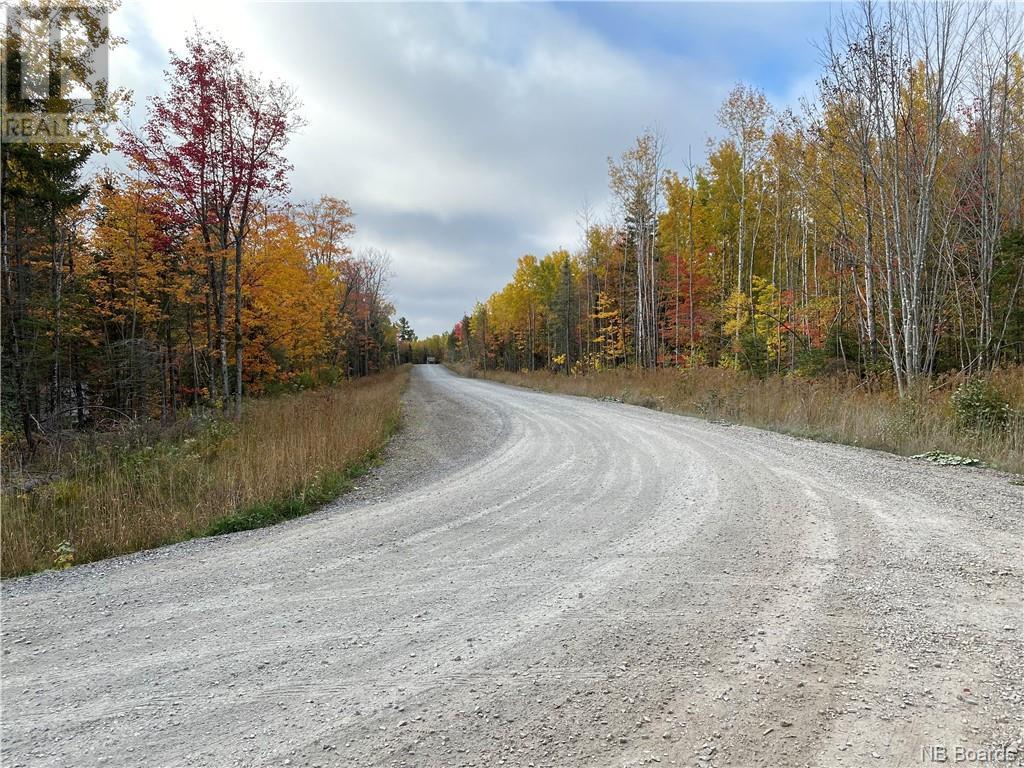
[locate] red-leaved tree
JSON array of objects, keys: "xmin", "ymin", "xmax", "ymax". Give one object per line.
[{"xmin": 121, "ymin": 28, "xmax": 301, "ymax": 416}]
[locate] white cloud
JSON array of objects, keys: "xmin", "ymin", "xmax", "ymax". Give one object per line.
[{"xmin": 107, "ymin": 1, "xmax": 818, "ymax": 336}]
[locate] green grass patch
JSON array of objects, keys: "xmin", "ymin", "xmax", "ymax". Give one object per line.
[{"xmin": 204, "ymin": 449, "xmax": 384, "ymax": 536}]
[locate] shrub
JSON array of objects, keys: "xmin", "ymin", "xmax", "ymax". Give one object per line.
[
  {"xmin": 951, "ymin": 379, "xmax": 1010, "ymax": 433},
  {"xmin": 736, "ymin": 331, "xmax": 769, "ymax": 376}
]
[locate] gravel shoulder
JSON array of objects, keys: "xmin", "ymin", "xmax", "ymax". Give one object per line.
[{"xmin": 3, "ymin": 364, "xmax": 1021, "ymax": 768}]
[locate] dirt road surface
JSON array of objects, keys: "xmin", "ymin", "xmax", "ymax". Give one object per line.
[{"xmin": 3, "ymin": 365, "xmax": 1021, "ymax": 768}]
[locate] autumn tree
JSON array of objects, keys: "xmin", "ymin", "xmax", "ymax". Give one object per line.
[
  {"xmin": 89, "ymin": 176, "xmax": 192, "ymax": 418},
  {"xmin": 1, "ymin": 2, "xmax": 125, "ymax": 449},
  {"xmin": 609, "ymin": 129, "xmax": 665, "ymax": 368},
  {"xmin": 121, "ymin": 28, "xmax": 300, "ymax": 416},
  {"xmin": 396, "ymin": 317, "xmax": 415, "ymax": 363},
  {"xmin": 717, "ymin": 83, "xmax": 773, "ymax": 300}
]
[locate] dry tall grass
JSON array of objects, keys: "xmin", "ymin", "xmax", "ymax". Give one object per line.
[
  {"xmin": 457, "ymin": 364, "xmax": 1023, "ymax": 474},
  {"xmin": 1, "ymin": 367, "xmax": 408, "ymax": 577}
]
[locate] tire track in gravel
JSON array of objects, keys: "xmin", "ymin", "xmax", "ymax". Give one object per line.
[{"xmin": 2, "ymin": 365, "xmax": 1020, "ymax": 768}]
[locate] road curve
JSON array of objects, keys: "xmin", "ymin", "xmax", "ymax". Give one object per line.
[{"xmin": 3, "ymin": 365, "xmax": 1021, "ymax": 768}]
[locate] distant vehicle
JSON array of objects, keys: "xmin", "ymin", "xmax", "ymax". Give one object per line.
[{"xmin": 426, "ymin": 356, "xmax": 439, "ymax": 364}]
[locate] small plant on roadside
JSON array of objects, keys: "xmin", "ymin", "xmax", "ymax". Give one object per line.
[
  {"xmin": 951, "ymin": 379, "xmax": 1010, "ymax": 433},
  {"xmin": 912, "ymin": 450, "xmax": 981, "ymax": 467},
  {"xmin": 53, "ymin": 540, "xmax": 75, "ymax": 570}
]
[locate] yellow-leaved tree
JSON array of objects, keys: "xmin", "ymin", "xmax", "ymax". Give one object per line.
[{"xmin": 244, "ymin": 211, "xmax": 336, "ymax": 390}]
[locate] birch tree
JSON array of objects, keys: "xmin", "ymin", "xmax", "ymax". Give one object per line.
[{"xmin": 608, "ymin": 129, "xmax": 665, "ymax": 368}]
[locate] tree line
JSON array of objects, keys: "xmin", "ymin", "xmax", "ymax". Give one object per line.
[
  {"xmin": 436, "ymin": 2, "xmax": 1024, "ymax": 394},
  {"xmin": 2, "ymin": 13, "xmax": 398, "ymax": 453}
]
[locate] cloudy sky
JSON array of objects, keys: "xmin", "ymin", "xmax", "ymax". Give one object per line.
[{"xmin": 109, "ymin": 1, "xmax": 832, "ymax": 336}]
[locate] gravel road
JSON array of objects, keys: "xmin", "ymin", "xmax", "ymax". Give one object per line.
[{"xmin": 3, "ymin": 364, "xmax": 1022, "ymax": 768}]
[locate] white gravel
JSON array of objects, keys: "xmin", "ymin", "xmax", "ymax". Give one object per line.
[{"xmin": 2, "ymin": 364, "xmax": 1021, "ymax": 767}]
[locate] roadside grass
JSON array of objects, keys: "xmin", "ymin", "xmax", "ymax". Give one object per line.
[
  {"xmin": 1, "ymin": 367, "xmax": 408, "ymax": 577},
  {"xmin": 452, "ymin": 363, "xmax": 1024, "ymax": 475},
  {"xmin": 204, "ymin": 449, "xmax": 383, "ymax": 537}
]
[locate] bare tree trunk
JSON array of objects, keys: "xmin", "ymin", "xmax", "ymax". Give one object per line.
[
  {"xmin": 234, "ymin": 238, "xmax": 243, "ymax": 419},
  {"xmin": 861, "ymin": 159, "xmax": 878, "ymax": 365},
  {"xmin": 218, "ymin": 249, "xmax": 230, "ymax": 412},
  {"xmin": 205, "ymin": 260, "xmax": 218, "ymax": 405}
]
